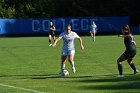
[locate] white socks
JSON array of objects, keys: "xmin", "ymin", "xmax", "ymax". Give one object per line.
[
  {"xmin": 71, "ymin": 61, "xmax": 75, "ymax": 68},
  {"xmin": 93, "ymin": 37, "xmax": 95, "ymax": 42},
  {"xmin": 71, "ymin": 62, "xmax": 76, "ymax": 73},
  {"xmin": 61, "ymin": 62, "xmax": 76, "ymax": 73}
]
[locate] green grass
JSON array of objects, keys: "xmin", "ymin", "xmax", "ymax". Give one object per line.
[{"xmin": 0, "ymin": 35, "xmax": 140, "ymax": 93}]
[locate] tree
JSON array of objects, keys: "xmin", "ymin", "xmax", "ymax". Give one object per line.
[{"xmin": 0, "ymin": 0, "xmax": 57, "ymax": 18}]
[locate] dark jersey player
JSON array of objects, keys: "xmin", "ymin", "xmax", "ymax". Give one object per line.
[
  {"xmin": 49, "ymin": 21, "xmax": 56, "ymax": 46},
  {"xmin": 117, "ymin": 24, "xmax": 138, "ymax": 77}
]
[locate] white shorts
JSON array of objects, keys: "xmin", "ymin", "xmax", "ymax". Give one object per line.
[
  {"xmin": 90, "ymin": 31, "xmax": 97, "ymax": 33},
  {"xmin": 62, "ymin": 50, "xmax": 75, "ymax": 56}
]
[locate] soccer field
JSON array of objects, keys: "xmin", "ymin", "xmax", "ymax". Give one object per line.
[{"xmin": 0, "ymin": 35, "xmax": 140, "ymax": 93}]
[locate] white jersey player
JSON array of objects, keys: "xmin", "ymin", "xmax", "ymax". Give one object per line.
[
  {"xmin": 90, "ymin": 21, "xmax": 97, "ymax": 42},
  {"xmin": 52, "ymin": 24, "xmax": 84, "ymax": 74}
]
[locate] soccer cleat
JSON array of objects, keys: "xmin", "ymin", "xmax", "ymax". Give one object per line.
[
  {"xmin": 72, "ymin": 67, "xmax": 76, "ymax": 73},
  {"xmin": 59, "ymin": 69, "xmax": 64, "ymax": 75},
  {"xmin": 134, "ymin": 70, "xmax": 139, "ymax": 74},
  {"xmin": 49, "ymin": 43, "xmax": 52, "ymax": 46},
  {"xmin": 117, "ymin": 75, "xmax": 124, "ymax": 78}
]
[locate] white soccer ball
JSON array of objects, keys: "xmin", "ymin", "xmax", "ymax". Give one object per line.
[{"xmin": 61, "ymin": 70, "xmax": 69, "ymax": 77}]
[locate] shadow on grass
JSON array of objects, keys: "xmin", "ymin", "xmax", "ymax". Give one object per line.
[
  {"xmin": 0, "ymin": 74, "xmax": 126, "ymax": 79},
  {"xmin": 75, "ymin": 74, "xmax": 140, "ymax": 91},
  {"xmin": 0, "ymin": 74, "xmax": 94, "ymax": 79},
  {"xmin": 1, "ymin": 74, "xmax": 140, "ymax": 81},
  {"xmin": 114, "ymin": 92, "xmax": 140, "ymax": 93},
  {"xmin": 0, "ymin": 74, "xmax": 117, "ymax": 79},
  {"xmin": 0, "ymin": 74, "xmax": 60, "ymax": 79},
  {"xmin": 0, "ymin": 73, "xmax": 125, "ymax": 80},
  {"xmin": 28, "ymin": 74, "xmax": 116, "ymax": 79},
  {"xmin": 80, "ymin": 82, "xmax": 140, "ymax": 90},
  {"xmin": 31, "ymin": 75, "xmax": 94, "ymax": 79}
]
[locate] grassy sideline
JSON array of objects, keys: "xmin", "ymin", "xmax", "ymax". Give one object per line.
[{"xmin": 0, "ymin": 35, "xmax": 139, "ymax": 93}]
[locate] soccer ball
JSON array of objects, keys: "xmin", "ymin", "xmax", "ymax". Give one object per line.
[{"xmin": 61, "ymin": 70, "xmax": 69, "ymax": 77}]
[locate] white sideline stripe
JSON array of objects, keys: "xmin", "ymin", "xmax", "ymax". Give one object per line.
[{"xmin": 0, "ymin": 83, "xmax": 45, "ymax": 93}]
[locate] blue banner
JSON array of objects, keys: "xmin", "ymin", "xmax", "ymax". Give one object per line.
[{"xmin": 0, "ymin": 17, "xmax": 129, "ymax": 35}]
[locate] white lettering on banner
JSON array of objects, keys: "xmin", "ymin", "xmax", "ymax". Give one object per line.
[
  {"xmin": 55, "ymin": 19, "xmax": 65, "ymax": 32},
  {"xmin": 32, "ymin": 20, "xmax": 40, "ymax": 32},
  {"xmin": 81, "ymin": 19, "xmax": 89, "ymax": 31},
  {"xmin": 31, "ymin": 19, "xmax": 97, "ymax": 32},
  {"xmin": 42, "ymin": 20, "xmax": 50, "ymax": 32},
  {"xmin": 32, "ymin": 20, "xmax": 50, "ymax": 32},
  {"xmin": 71, "ymin": 19, "xmax": 79, "ymax": 31},
  {"xmin": 71, "ymin": 19, "xmax": 94, "ymax": 31}
]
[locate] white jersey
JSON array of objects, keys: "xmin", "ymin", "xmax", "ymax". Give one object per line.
[
  {"xmin": 90, "ymin": 24, "xmax": 97, "ymax": 32},
  {"xmin": 59, "ymin": 31, "xmax": 80, "ymax": 51}
]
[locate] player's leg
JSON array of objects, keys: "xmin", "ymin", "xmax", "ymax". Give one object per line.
[
  {"xmin": 52, "ymin": 33, "xmax": 56, "ymax": 42},
  {"xmin": 93, "ymin": 32, "xmax": 96, "ymax": 42},
  {"xmin": 68, "ymin": 50, "xmax": 76, "ymax": 73},
  {"xmin": 127, "ymin": 58, "xmax": 138, "ymax": 74},
  {"xmin": 60, "ymin": 50, "xmax": 68, "ymax": 73},
  {"xmin": 53, "ymin": 36, "xmax": 55, "ymax": 42},
  {"xmin": 90, "ymin": 31, "xmax": 93, "ymax": 38},
  {"xmin": 117, "ymin": 54, "xmax": 127, "ymax": 76},
  {"xmin": 90, "ymin": 32, "xmax": 95, "ymax": 42},
  {"xmin": 49, "ymin": 34, "xmax": 52, "ymax": 46},
  {"xmin": 61, "ymin": 55, "xmax": 67, "ymax": 73}
]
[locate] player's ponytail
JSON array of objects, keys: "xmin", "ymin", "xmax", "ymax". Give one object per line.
[{"xmin": 126, "ymin": 25, "xmax": 131, "ymax": 34}]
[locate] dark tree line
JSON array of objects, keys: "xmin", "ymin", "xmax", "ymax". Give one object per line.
[{"xmin": 0, "ymin": 0, "xmax": 140, "ymax": 25}]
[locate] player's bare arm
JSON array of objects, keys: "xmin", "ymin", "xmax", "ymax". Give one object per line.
[
  {"xmin": 118, "ymin": 34, "xmax": 132, "ymax": 38},
  {"xmin": 77, "ymin": 37, "xmax": 84, "ymax": 50},
  {"xmin": 51, "ymin": 38, "xmax": 61, "ymax": 47},
  {"xmin": 50, "ymin": 26, "xmax": 56, "ymax": 31}
]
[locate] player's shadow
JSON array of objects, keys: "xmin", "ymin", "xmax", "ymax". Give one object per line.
[
  {"xmin": 31, "ymin": 74, "xmax": 109, "ymax": 79},
  {"xmin": 75, "ymin": 74, "xmax": 140, "ymax": 91},
  {"xmin": 136, "ymin": 47, "xmax": 140, "ymax": 48},
  {"xmin": 0, "ymin": 74, "xmax": 97, "ymax": 79},
  {"xmin": 0, "ymin": 74, "xmax": 60, "ymax": 79},
  {"xmin": 0, "ymin": 74, "xmax": 91, "ymax": 79},
  {"xmin": 21, "ymin": 74, "xmax": 116, "ymax": 79},
  {"xmin": 29, "ymin": 75, "xmax": 94, "ymax": 79}
]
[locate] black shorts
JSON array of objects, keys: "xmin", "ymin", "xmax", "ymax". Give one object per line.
[
  {"xmin": 117, "ymin": 50, "xmax": 136, "ymax": 62},
  {"xmin": 123, "ymin": 50, "xmax": 136, "ymax": 58},
  {"xmin": 49, "ymin": 31, "xmax": 55, "ymax": 37}
]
